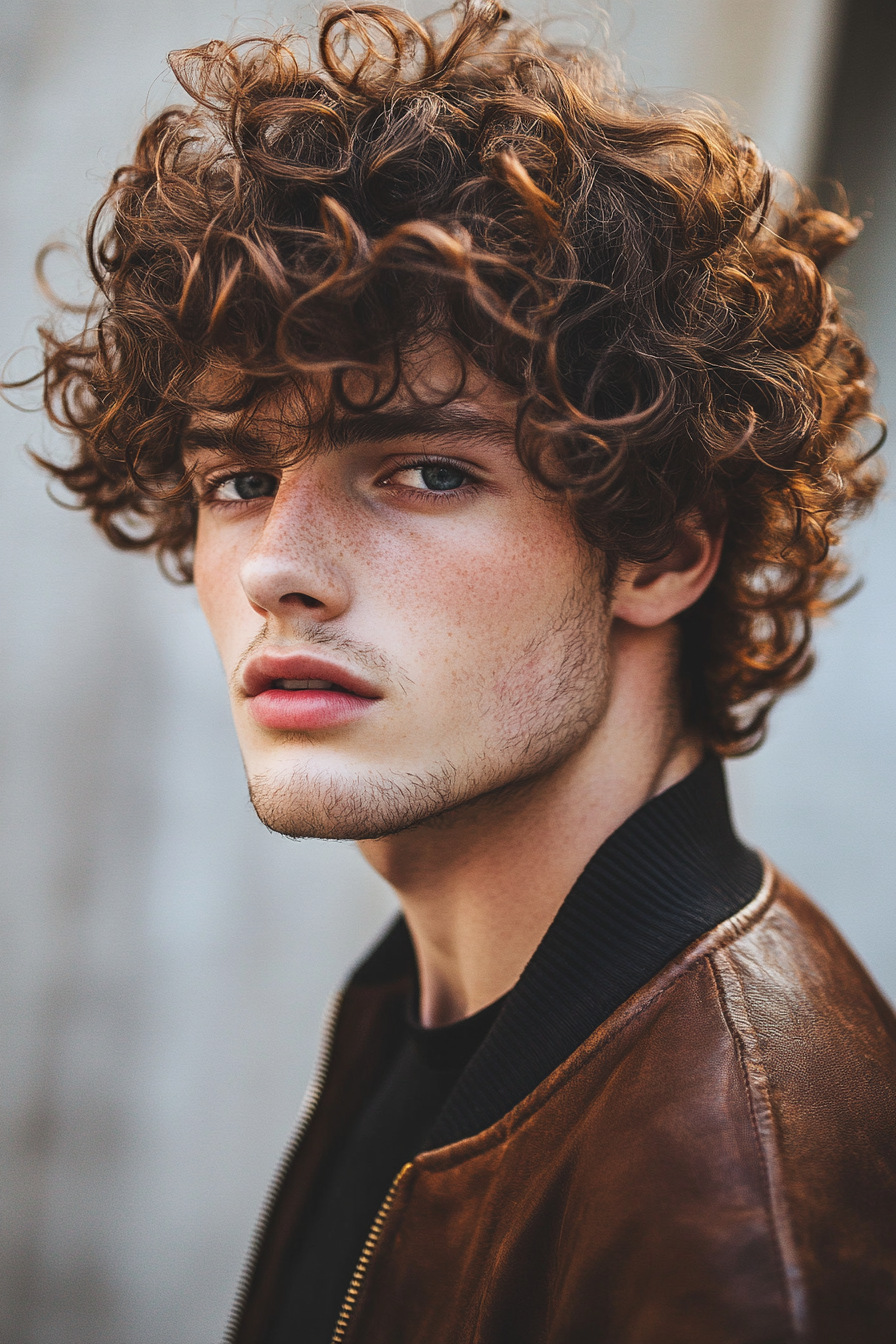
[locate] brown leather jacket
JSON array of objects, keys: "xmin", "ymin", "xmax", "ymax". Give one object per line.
[{"xmin": 230, "ymin": 771, "xmax": 896, "ymax": 1344}]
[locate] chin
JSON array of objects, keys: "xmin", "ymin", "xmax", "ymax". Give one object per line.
[{"xmin": 247, "ymin": 762, "xmax": 465, "ymax": 841}]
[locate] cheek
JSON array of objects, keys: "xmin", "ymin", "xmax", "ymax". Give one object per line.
[
  {"xmin": 374, "ymin": 511, "xmax": 591, "ymax": 683},
  {"xmin": 193, "ymin": 518, "xmax": 256, "ymax": 659}
]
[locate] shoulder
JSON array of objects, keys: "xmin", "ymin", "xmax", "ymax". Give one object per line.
[
  {"xmin": 702, "ymin": 870, "xmax": 896, "ymax": 1336},
  {"xmin": 711, "ymin": 868, "xmax": 896, "ymax": 1058},
  {"xmin": 483, "ymin": 867, "xmax": 896, "ymax": 1340},
  {"xmin": 554, "ymin": 866, "xmax": 896, "ymax": 1339},
  {"xmin": 707, "ymin": 869, "xmax": 896, "ymax": 1196}
]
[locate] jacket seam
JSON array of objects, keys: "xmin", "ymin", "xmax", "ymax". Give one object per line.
[{"xmin": 708, "ymin": 948, "xmax": 808, "ymax": 1342}]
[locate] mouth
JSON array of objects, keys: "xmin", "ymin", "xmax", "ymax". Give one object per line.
[
  {"xmin": 242, "ymin": 652, "xmax": 382, "ymax": 732},
  {"xmin": 270, "ymin": 678, "xmax": 360, "ymax": 693}
]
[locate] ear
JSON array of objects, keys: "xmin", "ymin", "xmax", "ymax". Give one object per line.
[{"xmin": 611, "ymin": 516, "xmax": 724, "ymax": 628}]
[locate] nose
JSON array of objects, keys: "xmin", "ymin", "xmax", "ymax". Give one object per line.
[{"xmin": 238, "ymin": 470, "xmax": 352, "ymax": 624}]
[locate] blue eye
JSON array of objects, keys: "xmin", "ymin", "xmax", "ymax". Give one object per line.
[
  {"xmin": 419, "ymin": 463, "xmax": 467, "ymax": 491},
  {"xmin": 216, "ymin": 472, "xmax": 278, "ymax": 501}
]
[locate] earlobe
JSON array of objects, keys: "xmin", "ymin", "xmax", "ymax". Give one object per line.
[{"xmin": 611, "ymin": 519, "xmax": 724, "ymax": 628}]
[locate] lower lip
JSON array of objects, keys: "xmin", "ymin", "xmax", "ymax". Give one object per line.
[{"xmin": 247, "ymin": 688, "xmax": 379, "ymax": 732}]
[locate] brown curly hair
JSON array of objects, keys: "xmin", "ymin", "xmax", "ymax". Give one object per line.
[{"xmin": 24, "ymin": 0, "xmax": 881, "ymax": 753}]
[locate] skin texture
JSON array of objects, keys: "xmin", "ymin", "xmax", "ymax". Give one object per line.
[{"xmin": 193, "ymin": 359, "xmax": 722, "ymax": 1025}]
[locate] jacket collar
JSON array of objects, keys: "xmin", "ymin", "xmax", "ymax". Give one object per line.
[{"xmin": 348, "ymin": 755, "xmax": 762, "ymax": 1148}]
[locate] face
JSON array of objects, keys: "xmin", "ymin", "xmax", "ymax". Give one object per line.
[{"xmin": 191, "ymin": 361, "xmax": 613, "ymax": 840}]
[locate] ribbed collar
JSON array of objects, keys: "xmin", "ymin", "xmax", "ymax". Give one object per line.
[{"xmin": 349, "ymin": 756, "xmax": 763, "ymax": 1150}]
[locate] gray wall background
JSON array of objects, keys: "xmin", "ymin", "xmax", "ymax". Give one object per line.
[{"xmin": 0, "ymin": 1, "xmax": 892, "ymax": 1340}]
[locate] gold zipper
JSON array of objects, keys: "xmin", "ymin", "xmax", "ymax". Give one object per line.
[
  {"xmin": 329, "ymin": 1162, "xmax": 414, "ymax": 1344},
  {"xmin": 223, "ymin": 991, "xmax": 344, "ymax": 1344}
]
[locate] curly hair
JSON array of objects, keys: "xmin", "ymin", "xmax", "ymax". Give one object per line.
[{"xmin": 25, "ymin": 0, "xmax": 880, "ymax": 753}]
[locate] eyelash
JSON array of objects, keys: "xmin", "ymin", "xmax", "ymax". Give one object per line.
[
  {"xmin": 379, "ymin": 455, "xmax": 480, "ymax": 501},
  {"xmin": 197, "ymin": 469, "xmax": 278, "ymax": 507},
  {"xmin": 198, "ymin": 455, "xmax": 482, "ymax": 508}
]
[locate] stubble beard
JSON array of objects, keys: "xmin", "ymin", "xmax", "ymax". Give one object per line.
[{"xmin": 246, "ymin": 573, "xmax": 611, "ymax": 842}]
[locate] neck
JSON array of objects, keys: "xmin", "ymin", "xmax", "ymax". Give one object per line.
[{"xmin": 358, "ymin": 621, "xmax": 703, "ymax": 1027}]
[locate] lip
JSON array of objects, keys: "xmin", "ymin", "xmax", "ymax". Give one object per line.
[{"xmin": 241, "ymin": 649, "xmax": 383, "ymax": 732}]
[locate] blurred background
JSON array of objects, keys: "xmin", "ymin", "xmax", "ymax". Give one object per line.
[{"xmin": 0, "ymin": 0, "xmax": 892, "ymax": 1339}]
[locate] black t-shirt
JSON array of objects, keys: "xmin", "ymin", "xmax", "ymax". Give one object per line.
[{"xmin": 269, "ymin": 993, "xmax": 506, "ymax": 1344}]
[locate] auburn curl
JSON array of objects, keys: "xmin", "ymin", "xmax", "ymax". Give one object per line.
[{"xmin": 26, "ymin": 0, "xmax": 881, "ymax": 752}]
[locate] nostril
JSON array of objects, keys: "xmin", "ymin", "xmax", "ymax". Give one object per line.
[{"xmin": 283, "ymin": 592, "xmax": 324, "ymax": 609}]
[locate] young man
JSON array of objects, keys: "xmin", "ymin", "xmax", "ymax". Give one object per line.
[{"xmin": 29, "ymin": 3, "xmax": 896, "ymax": 1340}]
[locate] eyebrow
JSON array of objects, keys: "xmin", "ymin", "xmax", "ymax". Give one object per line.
[
  {"xmin": 181, "ymin": 403, "xmax": 515, "ymax": 457},
  {"xmin": 180, "ymin": 423, "xmax": 273, "ymax": 455},
  {"xmin": 328, "ymin": 405, "xmax": 514, "ymax": 449}
]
